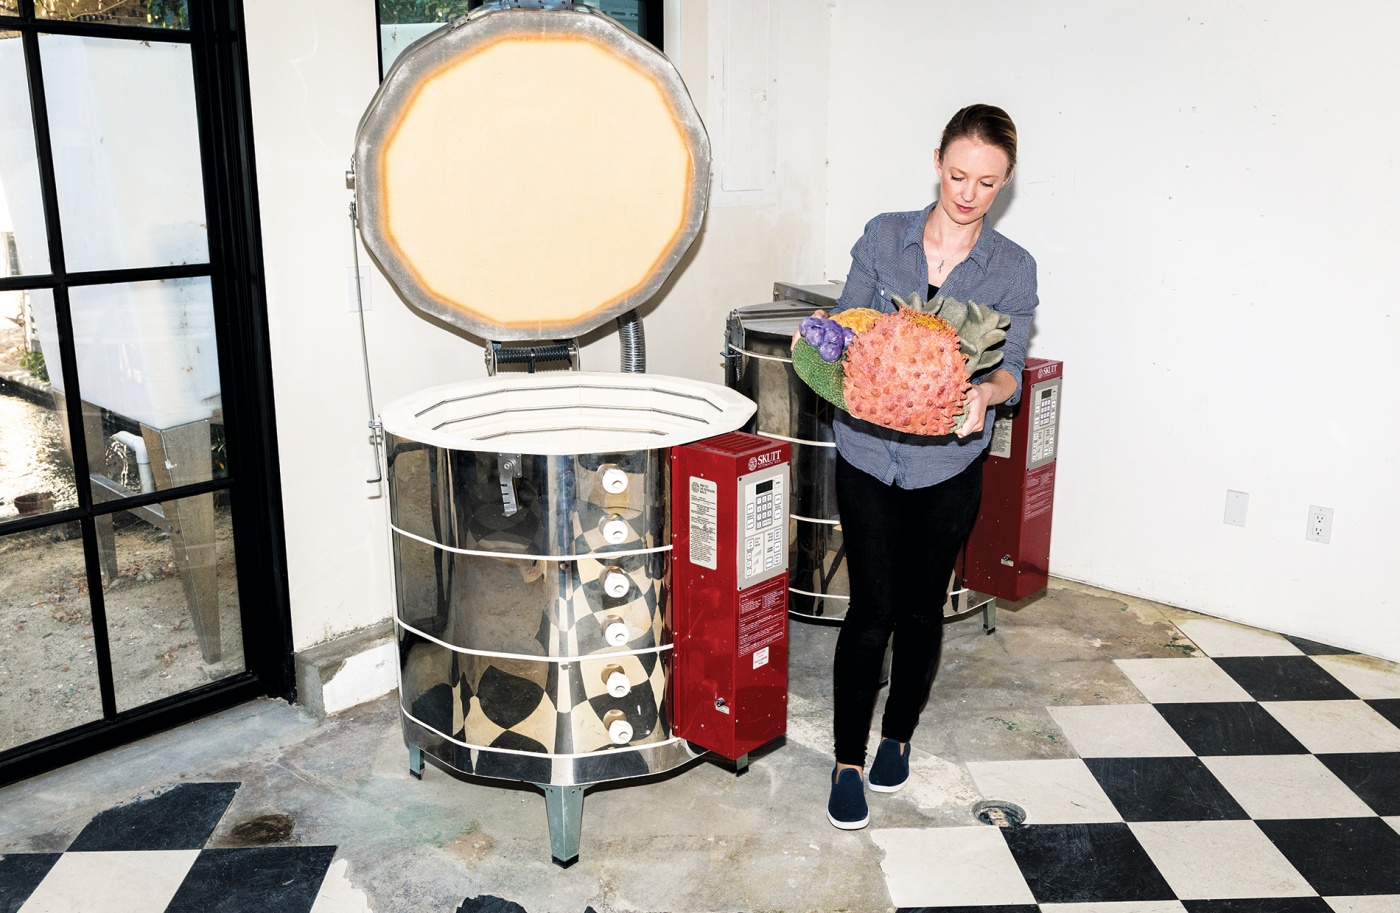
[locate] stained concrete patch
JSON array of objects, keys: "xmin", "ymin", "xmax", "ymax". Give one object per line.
[
  {"xmin": 783, "ymin": 690, "xmax": 833, "ymax": 756},
  {"xmin": 900, "ymin": 752, "xmax": 982, "ymax": 817},
  {"xmin": 446, "ymin": 831, "xmax": 495, "ymax": 867},
  {"xmin": 229, "ymin": 813, "xmax": 295, "ymax": 845},
  {"xmin": 570, "ymin": 833, "xmax": 891, "ymax": 912}
]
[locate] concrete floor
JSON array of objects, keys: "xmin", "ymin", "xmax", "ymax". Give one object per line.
[{"xmin": 0, "ymin": 580, "xmax": 1216, "ymax": 912}]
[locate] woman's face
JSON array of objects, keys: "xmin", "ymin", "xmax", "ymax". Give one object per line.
[{"xmin": 934, "ymin": 137, "xmax": 1012, "ymax": 226}]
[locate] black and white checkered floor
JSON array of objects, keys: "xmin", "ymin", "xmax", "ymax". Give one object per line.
[
  {"xmin": 884, "ymin": 618, "xmax": 1400, "ymax": 912},
  {"xmin": 3, "ymin": 616, "xmax": 1398, "ymax": 912},
  {"xmin": 0, "ymin": 781, "xmax": 341, "ymax": 913},
  {"xmin": 0, "ymin": 779, "xmax": 556, "ymax": 912}
]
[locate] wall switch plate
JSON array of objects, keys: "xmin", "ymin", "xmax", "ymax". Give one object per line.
[
  {"xmin": 1224, "ymin": 490, "xmax": 1248, "ymax": 528},
  {"xmin": 1306, "ymin": 505, "xmax": 1333, "ymax": 544}
]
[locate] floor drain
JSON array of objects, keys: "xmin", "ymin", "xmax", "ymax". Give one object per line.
[{"xmin": 972, "ymin": 800, "xmax": 1026, "ymax": 828}]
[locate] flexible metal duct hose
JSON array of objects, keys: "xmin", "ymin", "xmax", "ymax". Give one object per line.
[{"xmin": 617, "ymin": 309, "xmax": 646, "ymax": 373}]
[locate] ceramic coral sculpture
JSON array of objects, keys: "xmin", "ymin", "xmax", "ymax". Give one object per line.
[{"xmin": 791, "ymin": 292, "xmax": 1011, "ymax": 435}]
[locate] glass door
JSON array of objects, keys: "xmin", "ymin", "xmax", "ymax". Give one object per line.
[{"xmin": 0, "ymin": 0, "xmax": 291, "ymax": 782}]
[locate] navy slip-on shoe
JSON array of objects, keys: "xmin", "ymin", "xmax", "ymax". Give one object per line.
[
  {"xmin": 826, "ymin": 766, "xmax": 869, "ymax": 830},
  {"xmin": 867, "ymin": 738, "xmax": 910, "ymax": 793}
]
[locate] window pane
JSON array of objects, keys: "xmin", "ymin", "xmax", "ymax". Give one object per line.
[
  {"xmin": 380, "ymin": 2, "xmax": 655, "ymax": 77},
  {"xmin": 0, "ymin": 521, "xmax": 104, "ymax": 751},
  {"xmin": 66, "ymin": 278, "xmax": 225, "ymax": 504},
  {"xmin": 103, "ymin": 493, "xmax": 243, "ymax": 711},
  {"xmin": 0, "ymin": 31, "xmax": 53, "ymax": 276},
  {"xmin": 379, "ymin": 0, "xmax": 473, "ymax": 24},
  {"xmin": 40, "ymin": 34, "xmax": 207, "ymax": 272},
  {"xmin": 1, "ymin": 289, "xmax": 78, "ymax": 524},
  {"xmin": 578, "ymin": 1, "xmax": 646, "ymax": 34},
  {"xmin": 378, "ymin": 0, "xmax": 473, "ymax": 78},
  {"xmin": 36, "ymin": 0, "xmax": 189, "ymax": 29}
]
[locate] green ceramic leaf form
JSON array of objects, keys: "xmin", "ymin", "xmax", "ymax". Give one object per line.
[
  {"xmin": 791, "ymin": 340, "xmax": 847, "ymax": 410},
  {"xmin": 926, "ymin": 294, "xmax": 1011, "ymax": 376}
]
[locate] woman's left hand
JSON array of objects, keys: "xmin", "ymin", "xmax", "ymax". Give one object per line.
[
  {"xmin": 956, "ymin": 383, "xmax": 991, "ymax": 438},
  {"xmin": 956, "ymin": 369, "xmax": 1018, "ymax": 438}
]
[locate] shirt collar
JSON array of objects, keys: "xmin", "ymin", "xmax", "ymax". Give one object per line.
[
  {"xmin": 900, "ymin": 203, "xmax": 936, "ymax": 251},
  {"xmin": 903, "ymin": 201, "xmax": 997, "ymax": 270}
]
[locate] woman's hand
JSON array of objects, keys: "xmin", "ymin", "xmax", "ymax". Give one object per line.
[
  {"xmin": 956, "ymin": 369, "xmax": 1018, "ymax": 438},
  {"xmin": 956, "ymin": 382, "xmax": 990, "ymax": 437},
  {"xmin": 791, "ymin": 309, "xmax": 828, "ymax": 351}
]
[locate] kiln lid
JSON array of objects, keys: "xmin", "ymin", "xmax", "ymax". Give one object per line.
[{"xmin": 353, "ymin": 5, "xmax": 710, "ymax": 342}]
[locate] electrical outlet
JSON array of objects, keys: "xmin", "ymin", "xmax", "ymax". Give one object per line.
[
  {"xmin": 1224, "ymin": 490, "xmax": 1248, "ymax": 528},
  {"xmin": 1306, "ymin": 505, "xmax": 1333, "ymax": 544}
]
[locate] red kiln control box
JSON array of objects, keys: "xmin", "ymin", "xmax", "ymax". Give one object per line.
[
  {"xmin": 670, "ymin": 433, "xmax": 790, "ymax": 760},
  {"xmin": 964, "ymin": 357, "xmax": 1064, "ymax": 601}
]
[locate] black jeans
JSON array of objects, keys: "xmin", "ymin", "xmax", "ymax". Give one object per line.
[{"xmin": 832, "ymin": 452, "xmax": 984, "ymax": 767}]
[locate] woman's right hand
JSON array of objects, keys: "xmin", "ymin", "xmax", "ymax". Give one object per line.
[{"xmin": 791, "ymin": 309, "xmax": 828, "ymax": 351}]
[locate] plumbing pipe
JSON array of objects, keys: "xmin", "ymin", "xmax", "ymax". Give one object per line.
[{"xmin": 112, "ymin": 430, "xmax": 155, "ymax": 493}]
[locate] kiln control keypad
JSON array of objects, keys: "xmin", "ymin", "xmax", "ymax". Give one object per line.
[
  {"xmin": 742, "ymin": 475, "xmax": 786, "ymax": 580},
  {"xmin": 745, "ymin": 490, "xmax": 778, "ymax": 531}
]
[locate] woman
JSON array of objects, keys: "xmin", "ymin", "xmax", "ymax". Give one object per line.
[{"xmin": 814, "ymin": 104, "xmax": 1038, "ymax": 829}]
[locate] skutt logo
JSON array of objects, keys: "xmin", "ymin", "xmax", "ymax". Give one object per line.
[
  {"xmin": 1036, "ymin": 365, "xmax": 1057, "ymax": 381},
  {"xmin": 747, "ymin": 451, "xmax": 783, "ymax": 471}
]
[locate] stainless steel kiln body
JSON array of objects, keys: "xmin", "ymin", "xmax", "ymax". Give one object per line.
[
  {"xmin": 726, "ymin": 287, "xmax": 848, "ymax": 621},
  {"xmin": 388, "ymin": 436, "xmax": 694, "ymax": 785},
  {"xmin": 379, "ymin": 373, "xmax": 755, "ymax": 863}
]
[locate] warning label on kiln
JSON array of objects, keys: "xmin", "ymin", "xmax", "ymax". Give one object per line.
[
  {"xmin": 989, "ymin": 414, "xmax": 1013, "ymax": 459},
  {"xmin": 1024, "ymin": 463, "xmax": 1056, "ymax": 520},
  {"xmin": 688, "ymin": 477, "xmax": 718, "ymax": 570},
  {"xmin": 739, "ymin": 576, "xmax": 786, "ymax": 657}
]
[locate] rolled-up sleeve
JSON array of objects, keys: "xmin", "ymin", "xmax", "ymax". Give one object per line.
[
  {"xmin": 833, "ymin": 217, "xmax": 882, "ymax": 314},
  {"xmin": 987, "ymin": 249, "xmax": 1038, "ymax": 405}
]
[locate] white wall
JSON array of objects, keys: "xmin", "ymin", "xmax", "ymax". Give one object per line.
[
  {"xmin": 242, "ymin": 0, "xmax": 831, "ymax": 650},
  {"xmin": 826, "ymin": 0, "xmax": 1400, "ymax": 658}
]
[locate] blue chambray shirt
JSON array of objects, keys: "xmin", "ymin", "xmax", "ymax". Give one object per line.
[{"xmin": 831, "ymin": 202, "xmax": 1039, "ymax": 489}]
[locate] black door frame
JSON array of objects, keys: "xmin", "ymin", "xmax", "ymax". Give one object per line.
[{"xmin": 0, "ymin": 0, "xmax": 293, "ymax": 786}]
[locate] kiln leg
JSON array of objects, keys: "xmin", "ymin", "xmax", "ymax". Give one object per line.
[
  {"xmin": 52, "ymin": 399, "xmax": 119, "ymax": 582},
  {"xmin": 542, "ymin": 784, "xmax": 585, "ymax": 867},
  {"xmin": 407, "ymin": 744, "xmax": 424, "ymax": 779},
  {"xmin": 143, "ymin": 420, "xmax": 220, "ymax": 663},
  {"xmin": 732, "ymin": 753, "xmax": 750, "ymax": 776},
  {"xmin": 80, "ymin": 403, "xmax": 120, "ymax": 584},
  {"xmin": 984, "ymin": 598, "xmax": 997, "ymax": 634}
]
